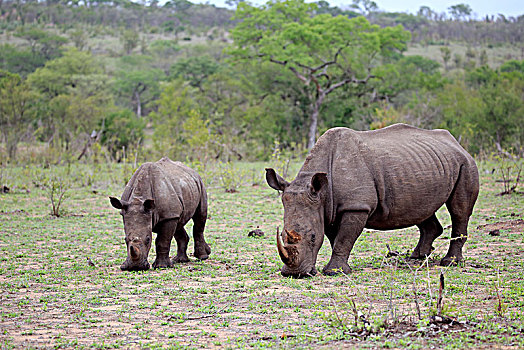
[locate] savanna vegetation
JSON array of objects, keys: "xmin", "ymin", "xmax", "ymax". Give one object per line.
[
  {"xmin": 0, "ymin": 0, "xmax": 523, "ymax": 163},
  {"xmin": 0, "ymin": 0, "xmax": 523, "ymax": 348}
]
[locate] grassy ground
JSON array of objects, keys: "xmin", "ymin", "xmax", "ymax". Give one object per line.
[
  {"xmin": 0, "ymin": 160, "xmax": 523, "ymax": 349},
  {"xmin": 405, "ymin": 43, "xmax": 522, "ymax": 68}
]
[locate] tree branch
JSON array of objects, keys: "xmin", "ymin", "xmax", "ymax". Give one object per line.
[
  {"xmin": 288, "ymin": 66, "xmax": 310, "ymax": 85},
  {"xmin": 324, "ymin": 73, "xmax": 375, "ymax": 96}
]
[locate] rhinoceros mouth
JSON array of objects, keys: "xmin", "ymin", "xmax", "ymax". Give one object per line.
[
  {"xmin": 120, "ymin": 260, "xmax": 150, "ymax": 271},
  {"xmin": 281, "ymin": 264, "xmax": 317, "ymax": 279}
]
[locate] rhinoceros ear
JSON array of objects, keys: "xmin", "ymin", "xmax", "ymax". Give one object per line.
[
  {"xmin": 310, "ymin": 173, "xmax": 328, "ymax": 195},
  {"xmin": 143, "ymin": 199, "xmax": 155, "ymax": 212},
  {"xmin": 266, "ymin": 168, "xmax": 289, "ymax": 191},
  {"xmin": 109, "ymin": 196, "xmax": 124, "ymax": 210}
]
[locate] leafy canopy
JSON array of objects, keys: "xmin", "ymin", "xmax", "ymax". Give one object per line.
[{"xmin": 230, "ymin": 0, "xmax": 410, "ymax": 81}]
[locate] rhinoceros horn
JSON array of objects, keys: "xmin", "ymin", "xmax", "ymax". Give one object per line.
[
  {"xmin": 276, "ymin": 226, "xmax": 292, "ymax": 265},
  {"xmin": 130, "ymin": 245, "xmax": 140, "ymax": 260}
]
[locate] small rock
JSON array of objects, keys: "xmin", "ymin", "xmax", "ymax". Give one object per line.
[
  {"xmin": 248, "ymin": 227, "xmax": 265, "ymax": 238},
  {"xmin": 489, "ymin": 229, "xmax": 500, "ymax": 236}
]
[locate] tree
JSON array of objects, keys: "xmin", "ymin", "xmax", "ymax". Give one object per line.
[
  {"xmin": 417, "ymin": 6, "xmax": 435, "ymax": 20},
  {"xmin": 150, "ymin": 80, "xmax": 201, "ymax": 159},
  {"xmin": 229, "ymin": 0, "xmax": 410, "ymax": 148},
  {"xmin": 350, "ymin": 0, "xmax": 378, "ymax": 16},
  {"xmin": 467, "ymin": 67, "xmax": 524, "ymax": 152},
  {"xmin": 170, "ymin": 55, "xmax": 220, "ymax": 91},
  {"xmin": 0, "ymin": 70, "xmax": 38, "ymax": 160},
  {"xmin": 100, "ymin": 109, "xmax": 146, "ymax": 158},
  {"xmin": 15, "ymin": 27, "xmax": 68, "ymax": 60},
  {"xmin": 448, "ymin": 3, "xmax": 472, "ymax": 21},
  {"xmin": 440, "ymin": 46, "xmax": 451, "ymax": 70},
  {"xmin": 27, "ymin": 48, "xmax": 113, "ymax": 154},
  {"xmin": 114, "ymin": 60, "xmax": 164, "ymax": 118},
  {"xmin": 120, "ymin": 29, "xmax": 139, "ymax": 55},
  {"xmin": 0, "ymin": 44, "xmax": 47, "ymax": 77}
]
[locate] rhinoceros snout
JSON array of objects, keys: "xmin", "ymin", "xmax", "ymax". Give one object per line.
[
  {"xmin": 281, "ymin": 264, "xmax": 317, "ymax": 279},
  {"xmin": 120, "ymin": 260, "xmax": 150, "ymax": 271}
]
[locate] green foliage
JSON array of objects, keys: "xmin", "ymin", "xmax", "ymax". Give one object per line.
[
  {"xmin": 148, "ymin": 39, "xmax": 180, "ymax": 57},
  {"xmin": 439, "ymin": 46, "xmax": 451, "ymax": 70},
  {"xmin": 434, "ymin": 79, "xmax": 484, "ymax": 152},
  {"xmin": 466, "ymin": 66, "xmax": 524, "ymax": 152},
  {"xmin": 27, "ymin": 47, "xmax": 104, "ymax": 97},
  {"xmin": 499, "ymin": 60, "xmax": 524, "ymax": 74},
  {"xmin": 120, "ymin": 29, "xmax": 140, "ymax": 55},
  {"xmin": 216, "ymin": 161, "xmax": 249, "ymax": 192},
  {"xmin": 0, "ymin": 44, "xmax": 48, "ymax": 77},
  {"xmin": 27, "ymin": 48, "xmax": 114, "ymax": 155},
  {"xmin": 230, "ymin": 0, "xmax": 411, "ymax": 148},
  {"xmin": 0, "ymin": 70, "xmax": 39, "ymax": 161},
  {"xmin": 33, "ymin": 169, "xmax": 71, "ymax": 217},
  {"xmin": 70, "ymin": 29, "xmax": 88, "ymax": 50},
  {"xmin": 113, "ymin": 57, "xmax": 164, "ymax": 117},
  {"xmin": 373, "ymin": 55, "xmax": 444, "ymax": 100},
  {"xmin": 170, "ymin": 55, "xmax": 220, "ymax": 89},
  {"xmin": 150, "ymin": 80, "xmax": 200, "ymax": 159},
  {"xmin": 100, "ymin": 109, "xmax": 145, "ymax": 159},
  {"xmin": 448, "ymin": 3, "xmax": 472, "ymax": 20},
  {"xmin": 181, "ymin": 110, "xmax": 214, "ymax": 162}
]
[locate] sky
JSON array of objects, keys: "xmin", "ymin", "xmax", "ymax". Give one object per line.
[{"xmin": 199, "ymin": 0, "xmax": 523, "ymax": 18}]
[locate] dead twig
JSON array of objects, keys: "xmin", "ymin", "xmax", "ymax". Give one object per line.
[{"xmin": 436, "ymin": 271, "xmax": 444, "ymax": 316}]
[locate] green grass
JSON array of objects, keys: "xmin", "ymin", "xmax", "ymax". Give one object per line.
[
  {"xmin": 405, "ymin": 42, "xmax": 522, "ymax": 69},
  {"xmin": 0, "ymin": 160, "xmax": 523, "ymax": 349}
]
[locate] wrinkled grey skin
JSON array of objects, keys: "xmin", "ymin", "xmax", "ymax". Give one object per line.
[
  {"xmin": 267, "ymin": 124, "xmax": 479, "ymax": 278},
  {"xmin": 110, "ymin": 157, "xmax": 210, "ymax": 271}
]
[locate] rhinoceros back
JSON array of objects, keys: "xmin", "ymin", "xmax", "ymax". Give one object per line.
[
  {"xmin": 121, "ymin": 157, "xmax": 206, "ymax": 227},
  {"xmin": 312, "ymin": 124, "xmax": 478, "ymax": 230},
  {"xmin": 153, "ymin": 157, "xmax": 206, "ymax": 225}
]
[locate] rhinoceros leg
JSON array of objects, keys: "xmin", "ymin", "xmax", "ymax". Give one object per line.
[
  {"xmin": 152, "ymin": 219, "xmax": 177, "ymax": 269},
  {"xmin": 410, "ymin": 214, "xmax": 443, "ymax": 259},
  {"xmin": 172, "ymin": 226, "xmax": 190, "ymax": 263},
  {"xmin": 191, "ymin": 205, "xmax": 211, "ymax": 260},
  {"xmin": 325, "ymin": 225, "xmax": 337, "ymax": 249},
  {"xmin": 322, "ymin": 212, "xmax": 368, "ymax": 276},
  {"xmin": 441, "ymin": 214, "xmax": 469, "ymax": 266},
  {"xmin": 441, "ymin": 166, "xmax": 478, "ymax": 266}
]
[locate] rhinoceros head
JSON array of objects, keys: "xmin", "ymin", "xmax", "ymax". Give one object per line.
[
  {"xmin": 266, "ymin": 168, "xmax": 328, "ymax": 278},
  {"xmin": 109, "ymin": 196, "xmax": 155, "ymax": 271}
]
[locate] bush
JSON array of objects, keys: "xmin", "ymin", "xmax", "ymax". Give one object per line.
[{"xmin": 100, "ymin": 109, "xmax": 145, "ymax": 161}]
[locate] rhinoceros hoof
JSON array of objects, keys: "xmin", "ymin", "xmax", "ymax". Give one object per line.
[
  {"xmin": 172, "ymin": 255, "xmax": 190, "ymax": 263},
  {"xmin": 440, "ymin": 256, "xmax": 462, "ymax": 267},
  {"xmin": 322, "ymin": 263, "xmax": 351, "ymax": 276},
  {"xmin": 194, "ymin": 244, "xmax": 211, "ymax": 260},
  {"xmin": 410, "ymin": 252, "xmax": 428, "ymax": 260},
  {"xmin": 152, "ymin": 259, "xmax": 174, "ymax": 269}
]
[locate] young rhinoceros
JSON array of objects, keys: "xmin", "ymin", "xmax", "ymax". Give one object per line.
[{"xmin": 110, "ymin": 157, "xmax": 210, "ymax": 271}]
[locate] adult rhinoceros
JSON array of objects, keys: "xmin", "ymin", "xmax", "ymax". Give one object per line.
[
  {"xmin": 110, "ymin": 157, "xmax": 210, "ymax": 271},
  {"xmin": 266, "ymin": 124, "xmax": 479, "ymax": 278}
]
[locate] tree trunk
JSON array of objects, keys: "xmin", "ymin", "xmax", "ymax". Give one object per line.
[
  {"xmin": 7, "ymin": 140, "xmax": 17, "ymax": 161},
  {"xmin": 307, "ymin": 93, "xmax": 327, "ymax": 150},
  {"xmin": 135, "ymin": 90, "xmax": 142, "ymax": 118},
  {"xmin": 307, "ymin": 105, "xmax": 319, "ymax": 150}
]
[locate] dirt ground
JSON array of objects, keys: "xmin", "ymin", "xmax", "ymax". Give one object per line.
[{"xmin": 0, "ymin": 167, "xmax": 523, "ymax": 349}]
